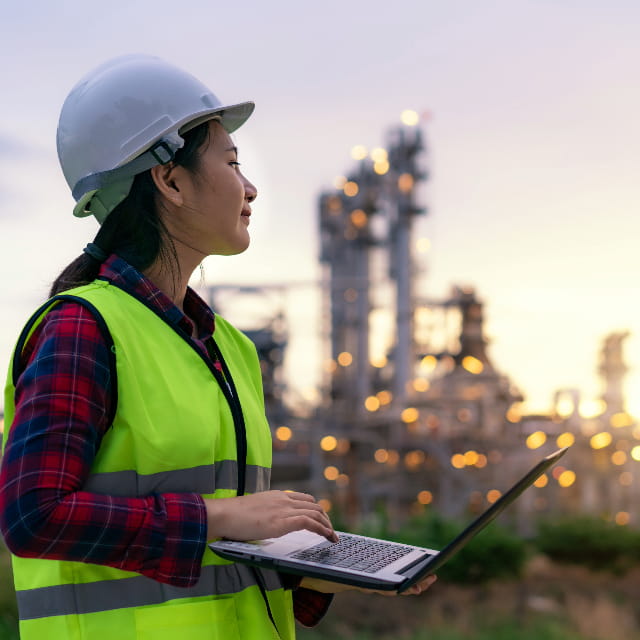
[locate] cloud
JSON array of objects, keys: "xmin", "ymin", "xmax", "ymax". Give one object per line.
[
  {"xmin": 0, "ymin": 133, "xmax": 53, "ymax": 216},
  {"xmin": 0, "ymin": 133, "xmax": 38, "ymax": 159}
]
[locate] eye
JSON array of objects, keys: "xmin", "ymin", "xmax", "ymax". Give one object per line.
[{"xmin": 229, "ymin": 161, "xmax": 241, "ymax": 170}]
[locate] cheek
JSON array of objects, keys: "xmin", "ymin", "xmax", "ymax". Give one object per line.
[{"xmin": 228, "ymin": 175, "xmax": 246, "ymax": 204}]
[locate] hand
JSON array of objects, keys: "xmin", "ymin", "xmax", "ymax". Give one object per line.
[
  {"xmin": 204, "ymin": 491, "xmax": 338, "ymax": 543},
  {"xmin": 300, "ymin": 574, "xmax": 437, "ymax": 596}
]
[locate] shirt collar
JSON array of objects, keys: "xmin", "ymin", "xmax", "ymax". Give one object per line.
[{"xmin": 98, "ymin": 254, "xmax": 215, "ymax": 340}]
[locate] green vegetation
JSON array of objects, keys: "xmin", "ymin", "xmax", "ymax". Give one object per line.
[
  {"xmin": 536, "ymin": 514, "xmax": 640, "ymax": 572},
  {"xmin": 298, "ymin": 616, "xmax": 589, "ymax": 640},
  {"xmin": 0, "ymin": 544, "xmax": 17, "ymax": 640},
  {"xmin": 359, "ymin": 510, "xmax": 528, "ymax": 585}
]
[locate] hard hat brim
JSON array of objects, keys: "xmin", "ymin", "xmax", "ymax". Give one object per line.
[{"xmin": 207, "ymin": 100, "xmax": 255, "ymax": 134}]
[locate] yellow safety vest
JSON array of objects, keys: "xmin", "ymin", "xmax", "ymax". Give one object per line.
[{"xmin": 3, "ymin": 280, "xmax": 295, "ymax": 640}]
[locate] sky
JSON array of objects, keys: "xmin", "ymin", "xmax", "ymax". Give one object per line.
[{"xmin": 0, "ymin": 0, "xmax": 639, "ymax": 416}]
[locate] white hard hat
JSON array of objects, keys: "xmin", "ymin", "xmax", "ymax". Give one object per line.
[{"xmin": 56, "ymin": 54, "xmax": 254, "ymax": 223}]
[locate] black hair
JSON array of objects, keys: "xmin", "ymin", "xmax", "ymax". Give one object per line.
[{"xmin": 49, "ymin": 122, "xmax": 211, "ymax": 297}]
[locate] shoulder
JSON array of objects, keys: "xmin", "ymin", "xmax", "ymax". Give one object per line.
[{"xmin": 20, "ymin": 299, "xmax": 108, "ymax": 369}]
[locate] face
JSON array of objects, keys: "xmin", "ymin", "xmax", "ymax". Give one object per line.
[{"xmin": 167, "ymin": 120, "xmax": 257, "ymax": 257}]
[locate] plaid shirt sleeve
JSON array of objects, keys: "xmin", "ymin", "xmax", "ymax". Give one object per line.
[
  {"xmin": 292, "ymin": 587, "xmax": 334, "ymax": 627},
  {"xmin": 0, "ymin": 302, "xmax": 207, "ymax": 587}
]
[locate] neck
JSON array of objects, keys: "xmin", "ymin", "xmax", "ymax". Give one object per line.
[{"xmin": 143, "ymin": 240, "xmax": 205, "ymax": 312}]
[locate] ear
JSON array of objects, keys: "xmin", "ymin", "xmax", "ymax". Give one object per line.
[{"xmin": 150, "ymin": 163, "xmax": 185, "ymax": 207}]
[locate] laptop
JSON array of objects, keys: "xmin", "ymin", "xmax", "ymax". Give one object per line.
[{"xmin": 209, "ymin": 447, "xmax": 568, "ymax": 593}]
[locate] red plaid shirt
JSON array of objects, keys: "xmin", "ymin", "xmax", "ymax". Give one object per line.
[{"xmin": 0, "ymin": 254, "xmax": 331, "ymax": 627}]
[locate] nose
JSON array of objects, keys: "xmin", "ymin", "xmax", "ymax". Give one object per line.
[{"xmin": 243, "ymin": 175, "xmax": 257, "ymax": 203}]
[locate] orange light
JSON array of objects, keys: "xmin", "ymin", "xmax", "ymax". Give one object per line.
[
  {"xmin": 451, "ymin": 454, "xmax": 465, "ymax": 469},
  {"xmin": 323, "ymin": 466, "xmax": 339, "ymax": 481},
  {"xmin": 387, "ymin": 450, "xmax": 400, "ymax": 466},
  {"xmin": 526, "ymin": 431, "xmax": 547, "ymax": 449},
  {"xmin": 417, "ymin": 490, "xmax": 433, "ymax": 505},
  {"xmin": 464, "ymin": 450, "xmax": 479, "ymax": 466},
  {"xmin": 558, "ymin": 470, "xmax": 576, "ymax": 488},
  {"xmin": 506, "ymin": 406, "xmax": 521, "ymax": 423},
  {"xmin": 534, "ymin": 474, "xmax": 548, "ymax": 488},
  {"xmin": 320, "ymin": 436, "xmax": 338, "ymax": 452},
  {"xmin": 350, "ymin": 209, "xmax": 367, "ymax": 228},
  {"xmin": 590, "ymin": 432, "xmax": 612, "ymax": 450},
  {"xmin": 615, "ymin": 511, "xmax": 630, "ymax": 526},
  {"xmin": 611, "ymin": 450, "xmax": 627, "ymax": 465},
  {"xmin": 611, "ymin": 412, "xmax": 633, "ymax": 428},
  {"xmin": 420, "ymin": 355, "xmax": 437, "ymax": 372},
  {"xmin": 413, "ymin": 378, "xmax": 430, "ymax": 392},
  {"xmin": 557, "ymin": 432, "xmax": 575, "ymax": 448},
  {"xmin": 462, "ymin": 356, "xmax": 484, "ymax": 374},
  {"xmin": 404, "ymin": 450, "xmax": 425, "ymax": 469},
  {"xmin": 374, "ymin": 448, "xmax": 389, "ymax": 463},
  {"xmin": 487, "ymin": 490, "xmax": 501, "ymax": 504},
  {"xmin": 275, "ymin": 426, "xmax": 292, "ymax": 441},
  {"xmin": 364, "ymin": 396, "xmax": 381, "ymax": 412},
  {"xmin": 318, "ymin": 498, "xmax": 332, "ymax": 512},
  {"xmin": 376, "ymin": 390, "xmax": 393, "ymax": 405},
  {"xmin": 398, "ymin": 173, "xmax": 414, "ymax": 193},
  {"xmin": 343, "ymin": 181, "xmax": 359, "ymax": 197},
  {"xmin": 337, "ymin": 351, "xmax": 353, "ymax": 367},
  {"xmin": 373, "ymin": 160, "xmax": 389, "ymax": 175},
  {"xmin": 401, "ymin": 407, "xmax": 419, "ymax": 423}
]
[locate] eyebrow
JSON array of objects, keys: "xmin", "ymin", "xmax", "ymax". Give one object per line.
[{"xmin": 225, "ymin": 145, "xmax": 238, "ymax": 155}]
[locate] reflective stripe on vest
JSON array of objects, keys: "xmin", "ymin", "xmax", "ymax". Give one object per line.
[
  {"xmin": 83, "ymin": 461, "xmax": 271, "ymax": 495},
  {"xmin": 17, "ymin": 564, "xmax": 284, "ymax": 620}
]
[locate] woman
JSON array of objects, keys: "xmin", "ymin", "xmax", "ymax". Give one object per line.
[{"xmin": 0, "ymin": 54, "xmax": 435, "ymax": 639}]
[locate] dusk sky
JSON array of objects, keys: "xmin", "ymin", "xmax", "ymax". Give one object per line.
[{"xmin": 1, "ymin": 0, "xmax": 639, "ymax": 416}]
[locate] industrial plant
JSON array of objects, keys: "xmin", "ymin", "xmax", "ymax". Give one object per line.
[{"xmin": 207, "ymin": 114, "xmax": 639, "ymax": 531}]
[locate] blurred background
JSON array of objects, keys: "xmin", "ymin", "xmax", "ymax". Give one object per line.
[{"xmin": 1, "ymin": 1, "xmax": 640, "ymax": 638}]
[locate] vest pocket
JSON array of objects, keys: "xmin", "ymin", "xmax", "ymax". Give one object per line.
[{"xmin": 134, "ymin": 598, "xmax": 240, "ymax": 639}]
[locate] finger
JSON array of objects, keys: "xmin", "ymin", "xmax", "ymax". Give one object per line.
[
  {"xmin": 289, "ymin": 498, "xmax": 325, "ymax": 512},
  {"xmin": 294, "ymin": 509, "xmax": 336, "ymax": 536},
  {"xmin": 401, "ymin": 574, "xmax": 437, "ymax": 596},
  {"xmin": 284, "ymin": 491, "xmax": 317, "ymax": 503},
  {"xmin": 286, "ymin": 514, "xmax": 338, "ymax": 542}
]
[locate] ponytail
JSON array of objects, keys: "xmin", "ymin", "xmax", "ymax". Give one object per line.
[{"xmin": 49, "ymin": 121, "xmax": 211, "ymax": 297}]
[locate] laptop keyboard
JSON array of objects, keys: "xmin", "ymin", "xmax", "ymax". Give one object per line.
[{"xmin": 290, "ymin": 534, "xmax": 414, "ymax": 573}]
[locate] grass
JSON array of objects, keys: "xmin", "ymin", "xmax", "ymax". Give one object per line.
[
  {"xmin": 0, "ymin": 617, "xmax": 18, "ymax": 640},
  {"xmin": 298, "ymin": 615, "xmax": 591, "ymax": 640},
  {"xmin": 0, "ymin": 544, "xmax": 18, "ymax": 640}
]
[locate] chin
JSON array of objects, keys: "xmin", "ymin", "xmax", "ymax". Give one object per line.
[{"xmin": 217, "ymin": 240, "xmax": 251, "ymax": 257}]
